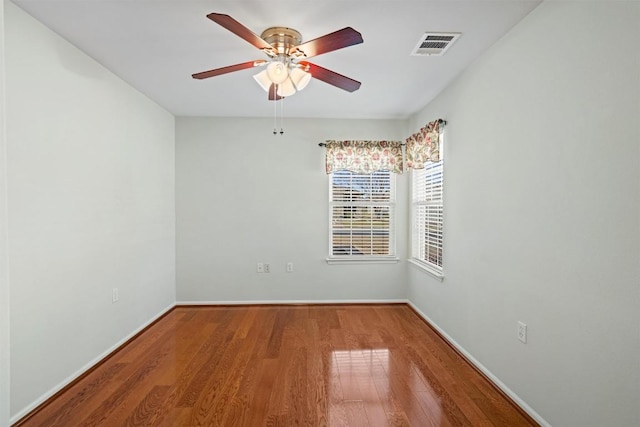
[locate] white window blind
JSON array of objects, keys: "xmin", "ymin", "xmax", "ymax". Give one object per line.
[
  {"xmin": 329, "ymin": 171, "xmax": 395, "ymax": 258},
  {"xmin": 412, "ymin": 158, "xmax": 443, "ymax": 271}
]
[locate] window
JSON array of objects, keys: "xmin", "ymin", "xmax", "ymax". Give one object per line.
[
  {"xmin": 411, "ymin": 156, "xmax": 443, "ymax": 275},
  {"xmin": 329, "ymin": 171, "xmax": 396, "ymax": 261}
]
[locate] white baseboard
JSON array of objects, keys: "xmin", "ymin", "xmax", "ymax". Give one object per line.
[
  {"xmin": 407, "ymin": 301, "xmax": 551, "ymax": 427},
  {"xmin": 177, "ymin": 299, "xmax": 409, "ymax": 305},
  {"xmin": 10, "ymin": 303, "xmax": 176, "ymax": 425}
]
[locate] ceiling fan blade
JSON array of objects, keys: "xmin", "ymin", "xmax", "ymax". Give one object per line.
[
  {"xmin": 207, "ymin": 13, "xmax": 274, "ymax": 52},
  {"xmin": 192, "ymin": 60, "xmax": 266, "ymax": 80},
  {"xmin": 268, "ymin": 84, "xmax": 283, "ymax": 101},
  {"xmin": 299, "ymin": 62, "xmax": 361, "ymax": 92},
  {"xmin": 290, "ymin": 27, "xmax": 363, "ymax": 59}
]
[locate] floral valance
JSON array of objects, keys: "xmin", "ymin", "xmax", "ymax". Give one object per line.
[
  {"xmin": 406, "ymin": 120, "xmax": 442, "ymax": 169},
  {"xmin": 325, "ymin": 140, "xmax": 403, "ymax": 174}
]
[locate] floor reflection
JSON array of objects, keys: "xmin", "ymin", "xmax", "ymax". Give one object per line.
[{"xmin": 329, "ymin": 349, "xmax": 444, "ymax": 425}]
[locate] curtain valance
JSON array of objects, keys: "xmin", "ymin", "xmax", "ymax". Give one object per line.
[
  {"xmin": 325, "ymin": 140, "xmax": 403, "ymax": 174},
  {"xmin": 406, "ymin": 120, "xmax": 442, "ymax": 169}
]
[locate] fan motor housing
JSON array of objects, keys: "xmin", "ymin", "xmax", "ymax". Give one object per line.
[{"xmin": 260, "ymin": 27, "xmax": 302, "ymax": 55}]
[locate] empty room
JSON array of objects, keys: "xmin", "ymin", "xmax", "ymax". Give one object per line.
[{"xmin": 0, "ymin": 0, "xmax": 638, "ymax": 426}]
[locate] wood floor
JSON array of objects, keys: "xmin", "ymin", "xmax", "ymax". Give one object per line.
[{"xmin": 18, "ymin": 304, "xmax": 537, "ymax": 426}]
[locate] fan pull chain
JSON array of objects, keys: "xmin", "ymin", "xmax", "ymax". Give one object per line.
[
  {"xmin": 273, "ymin": 88, "xmax": 277, "ymax": 135},
  {"xmin": 280, "ymin": 96, "xmax": 284, "ymax": 135},
  {"xmin": 272, "ymin": 88, "xmax": 285, "ymax": 136}
]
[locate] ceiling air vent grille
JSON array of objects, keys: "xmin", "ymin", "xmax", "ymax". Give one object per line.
[{"xmin": 411, "ymin": 32, "xmax": 461, "ymax": 56}]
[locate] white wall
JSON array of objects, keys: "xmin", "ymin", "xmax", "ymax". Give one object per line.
[
  {"xmin": 5, "ymin": 2, "xmax": 176, "ymax": 420},
  {"xmin": 0, "ymin": 1, "xmax": 10, "ymax": 425},
  {"xmin": 407, "ymin": 1, "xmax": 640, "ymax": 426},
  {"xmin": 176, "ymin": 117, "xmax": 408, "ymax": 303}
]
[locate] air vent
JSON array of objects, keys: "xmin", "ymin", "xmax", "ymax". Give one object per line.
[{"xmin": 410, "ymin": 32, "xmax": 461, "ymax": 56}]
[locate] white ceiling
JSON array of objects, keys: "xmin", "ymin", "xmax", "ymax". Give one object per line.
[{"xmin": 12, "ymin": 0, "xmax": 542, "ymax": 120}]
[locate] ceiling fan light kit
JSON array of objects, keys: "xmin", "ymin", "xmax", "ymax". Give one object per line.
[
  {"xmin": 252, "ymin": 60, "xmax": 311, "ymax": 96},
  {"xmin": 290, "ymin": 67, "xmax": 311, "ymax": 91},
  {"xmin": 192, "ymin": 13, "xmax": 364, "ymax": 101},
  {"xmin": 276, "ymin": 76, "xmax": 297, "ymax": 97},
  {"xmin": 253, "ymin": 69, "xmax": 272, "ymax": 92},
  {"xmin": 266, "ymin": 60, "xmax": 289, "ymax": 84}
]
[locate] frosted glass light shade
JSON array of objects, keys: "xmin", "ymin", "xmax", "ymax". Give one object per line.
[
  {"xmin": 290, "ymin": 67, "xmax": 312, "ymax": 91},
  {"xmin": 266, "ymin": 61, "xmax": 289, "ymax": 84},
  {"xmin": 253, "ymin": 69, "xmax": 271, "ymax": 92},
  {"xmin": 276, "ymin": 77, "xmax": 296, "ymax": 97}
]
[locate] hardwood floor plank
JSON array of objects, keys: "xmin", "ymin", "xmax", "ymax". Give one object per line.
[
  {"xmin": 265, "ymin": 309, "xmax": 290, "ymax": 359},
  {"xmin": 72, "ymin": 320, "xmax": 180, "ymax": 426},
  {"xmin": 175, "ymin": 330, "xmax": 236, "ymax": 408},
  {"xmin": 386, "ymin": 410, "xmax": 411, "ymax": 426},
  {"xmin": 246, "ymin": 358, "xmax": 278, "ymax": 426},
  {"xmin": 16, "ymin": 304, "xmax": 538, "ymax": 427},
  {"xmin": 185, "ymin": 336, "xmax": 245, "ymax": 425},
  {"xmin": 200, "ymin": 328, "xmax": 269, "ymax": 426},
  {"xmin": 282, "ymin": 350, "xmax": 311, "ymax": 425},
  {"xmin": 344, "ymin": 400, "xmax": 369, "ymax": 427},
  {"xmin": 131, "ymin": 314, "xmax": 218, "ymax": 425},
  {"xmin": 123, "ymin": 385, "xmax": 171, "ymax": 427},
  {"xmin": 33, "ymin": 362, "xmax": 127, "ymax": 427},
  {"xmin": 413, "ymin": 390, "xmax": 455, "ymax": 427}
]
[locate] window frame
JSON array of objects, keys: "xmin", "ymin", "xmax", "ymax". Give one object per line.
[
  {"xmin": 410, "ymin": 142, "xmax": 444, "ymax": 280},
  {"xmin": 327, "ymin": 170, "xmax": 399, "ymax": 264}
]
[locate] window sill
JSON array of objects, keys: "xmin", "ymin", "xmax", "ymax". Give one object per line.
[
  {"xmin": 326, "ymin": 257, "xmax": 400, "ymax": 265},
  {"xmin": 408, "ymin": 259, "xmax": 444, "ymax": 281}
]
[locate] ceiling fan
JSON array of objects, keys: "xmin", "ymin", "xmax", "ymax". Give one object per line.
[{"xmin": 192, "ymin": 13, "xmax": 364, "ymax": 100}]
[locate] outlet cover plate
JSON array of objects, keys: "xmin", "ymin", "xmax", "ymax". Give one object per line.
[{"xmin": 517, "ymin": 321, "xmax": 527, "ymax": 343}]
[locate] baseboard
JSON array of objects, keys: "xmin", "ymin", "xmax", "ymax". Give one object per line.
[
  {"xmin": 177, "ymin": 299, "xmax": 409, "ymax": 306},
  {"xmin": 406, "ymin": 301, "xmax": 551, "ymax": 427},
  {"xmin": 11, "ymin": 303, "xmax": 176, "ymax": 426}
]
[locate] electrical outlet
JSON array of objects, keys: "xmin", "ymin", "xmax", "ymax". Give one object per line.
[
  {"xmin": 257, "ymin": 263, "xmax": 264, "ymax": 273},
  {"xmin": 517, "ymin": 321, "xmax": 527, "ymax": 343},
  {"xmin": 264, "ymin": 263, "xmax": 270, "ymax": 273},
  {"xmin": 112, "ymin": 288, "xmax": 119, "ymax": 303},
  {"xmin": 286, "ymin": 262, "xmax": 294, "ymax": 273}
]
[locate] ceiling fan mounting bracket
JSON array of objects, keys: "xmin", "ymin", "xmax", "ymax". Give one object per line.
[{"xmin": 260, "ymin": 27, "xmax": 303, "ymax": 57}]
